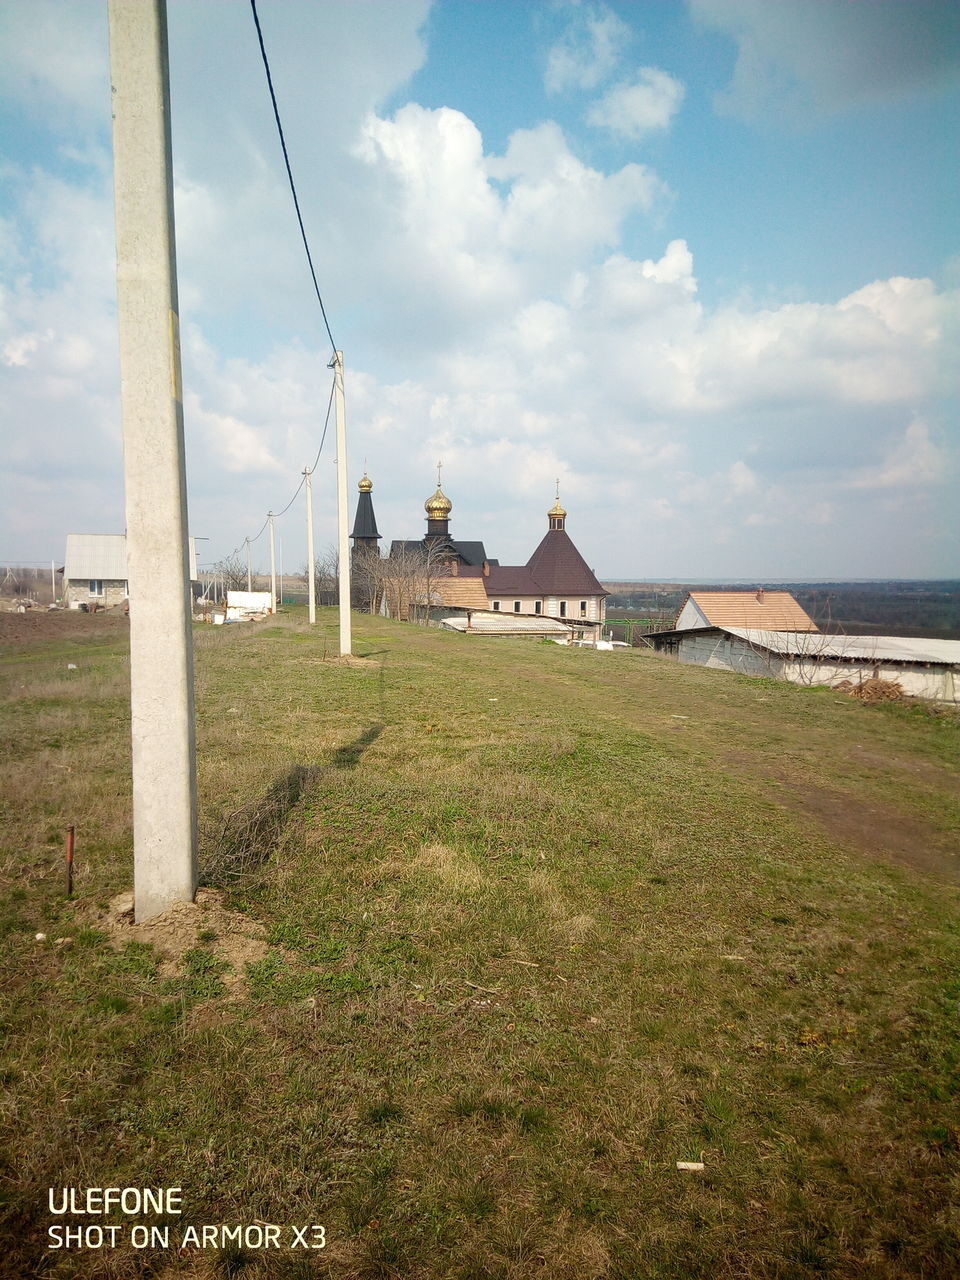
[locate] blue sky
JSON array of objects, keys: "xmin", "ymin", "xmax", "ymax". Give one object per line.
[{"xmin": 1, "ymin": 0, "xmax": 958, "ymax": 581}]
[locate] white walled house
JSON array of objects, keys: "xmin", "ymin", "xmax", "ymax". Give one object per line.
[
  {"xmin": 63, "ymin": 534, "xmax": 199, "ymax": 608},
  {"xmin": 651, "ymin": 626, "xmax": 960, "ymax": 702}
]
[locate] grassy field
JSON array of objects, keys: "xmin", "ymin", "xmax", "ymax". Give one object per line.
[{"xmin": 1, "ymin": 606, "xmax": 959, "ymax": 1279}]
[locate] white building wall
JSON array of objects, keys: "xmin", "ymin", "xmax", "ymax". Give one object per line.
[
  {"xmin": 676, "ymin": 599, "xmax": 709, "ymax": 630},
  {"xmin": 677, "ymin": 632, "xmax": 771, "ymax": 676},
  {"xmin": 677, "ymin": 633, "xmax": 958, "ymax": 702},
  {"xmin": 489, "ymin": 597, "xmax": 543, "ymax": 614},
  {"xmin": 781, "ymin": 658, "xmax": 957, "ymax": 702}
]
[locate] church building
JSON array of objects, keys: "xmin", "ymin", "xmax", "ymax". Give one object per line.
[{"xmin": 351, "ymin": 474, "xmax": 607, "ymax": 626}]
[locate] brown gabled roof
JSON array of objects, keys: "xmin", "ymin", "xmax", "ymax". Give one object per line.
[
  {"xmin": 524, "ymin": 529, "xmax": 607, "ymax": 598},
  {"xmin": 485, "ymin": 565, "xmax": 542, "ymax": 595},
  {"xmin": 681, "ymin": 590, "xmax": 817, "ymax": 631}
]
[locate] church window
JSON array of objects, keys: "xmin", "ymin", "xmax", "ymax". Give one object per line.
[
  {"xmin": 580, "ymin": 601, "xmax": 587, "ymax": 615},
  {"xmin": 513, "ymin": 601, "xmax": 521, "ymax": 612},
  {"xmin": 492, "ymin": 601, "xmax": 500, "ymax": 610},
  {"xmin": 535, "ymin": 601, "xmax": 542, "ymax": 614},
  {"xmin": 559, "ymin": 601, "xmax": 566, "ymax": 617}
]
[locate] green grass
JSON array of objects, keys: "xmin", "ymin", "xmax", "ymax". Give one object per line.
[{"xmin": 1, "ymin": 607, "xmax": 959, "ymax": 1278}]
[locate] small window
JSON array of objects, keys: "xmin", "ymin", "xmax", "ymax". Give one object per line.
[
  {"xmin": 559, "ymin": 601, "xmax": 566, "ymax": 617},
  {"xmin": 492, "ymin": 601, "xmax": 500, "ymax": 611},
  {"xmin": 535, "ymin": 601, "xmax": 542, "ymax": 614},
  {"xmin": 513, "ymin": 601, "xmax": 521, "ymax": 613},
  {"xmin": 580, "ymin": 600, "xmax": 587, "ymax": 615},
  {"xmin": 89, "ymin": 579, "xmax": 104, "ymax": 596}
]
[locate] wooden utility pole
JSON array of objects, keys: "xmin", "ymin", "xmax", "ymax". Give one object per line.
[{"xmin": 108, "ymin": 0, "xmax": 198, "ymax": 922}]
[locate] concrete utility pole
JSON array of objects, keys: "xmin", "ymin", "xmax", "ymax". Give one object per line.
[
  {"xmin": 331, "ymin": 350, "xmax": 352, "ymax": 656},
  {"xmin": 108, "ymin": 0, "xmax": 197, "ymax": 922},
  {"xmin": 268, "ymin": 511, "xmax": 277, "ymax": 614},
  {"xmin": 304, "ymin": 467, "xmax": 316, "ymax": 625},
  {"xmin": 246, "ymin": 537, "xmax": 252, "ymax": 592}
]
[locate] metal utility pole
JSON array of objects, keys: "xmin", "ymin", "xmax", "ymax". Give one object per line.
[
  {"xmin": 246, "ymin": 537, "xmax": 252, "ymax": 592},
  {"xmin": 268, "ymin": 511, "xmax": 277, "ymax": 614},
  {"xmin": 108, "ymin": 0, "xmax": 197, "ymax": 922},
  {"xmin": 304, "ymin": 467, "xmax": 316, "ymax": 625},
  {"xmin": 330, "ymin": 350, "xmax": 352, "ymax": 656}
]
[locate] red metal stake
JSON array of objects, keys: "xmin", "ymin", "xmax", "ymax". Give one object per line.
[{"xmin": 66, "ymin": 825, "xmax": 75, "ymax": 897}]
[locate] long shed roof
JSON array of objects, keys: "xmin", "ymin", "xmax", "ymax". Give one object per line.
[
  {"xmin": 726, "ymin": 628, "xmax": 960, "ymax": 667},
  {"xmin": 442, "ymin": 612, "xmax": 573, "ymax": 636}
]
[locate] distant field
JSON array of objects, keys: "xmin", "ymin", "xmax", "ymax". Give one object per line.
[{"xmin": 1, "ymin": 607, "xmax": 959, "ymax": 1278}]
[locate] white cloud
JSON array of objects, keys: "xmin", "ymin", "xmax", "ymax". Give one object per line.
[
  {"xmin": 727, "ymin": 460, "xmax": 758, "ymax": 496},
  {"xmin": 847, "ymin": 419, "xmax": 948, "ymax": 491},
  {"xmin": 544, "ymin": 4, "xmax": 631, "ymax": 94},
  {"xmin": 586, "ymin": 68, "xmax": 686, "ymax": 139},
  {"xmin": 691, "ymin": 0, "xmax": 960, "ymax": 120},
  {"xmin": 3, "ymin": 330, "xmax": 52, "ymax": 368}
]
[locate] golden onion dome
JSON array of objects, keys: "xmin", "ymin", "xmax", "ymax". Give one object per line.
[
  {"xmin": 425, "ymin": 485, "xmax": 453, "ymax": 518},
  {"xmin": 548, "ymin": 497, "xmax": 567, "ymax": 520},
  {"xmin": 358, "ymin": 473, "xmax": 373, "ymax": 493}
]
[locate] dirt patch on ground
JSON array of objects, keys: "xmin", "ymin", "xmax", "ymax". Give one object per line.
[
  {"xmin": 96, "ymin": 887, "xmax": 268, "ymax": 998},
  {"xmin": 777, "ymin": 782, "xmax": 959, "ymax": 883},
  {"xmin": 0, "ymin": 605, "xmax": 129, "ymax": 647},
  {"xmin": 722, "ymin": 745, "xmax": 959, "ymax": 883}
]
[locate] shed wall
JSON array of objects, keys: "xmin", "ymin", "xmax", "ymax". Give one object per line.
[{"xmin": 676, "ymin": 634, "xmax": 958, "ymax": 702}]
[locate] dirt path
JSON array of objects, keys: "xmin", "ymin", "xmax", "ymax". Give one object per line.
[{"xmin": 0, "ymin": 606, "xmax": 129, "ymax": 648}]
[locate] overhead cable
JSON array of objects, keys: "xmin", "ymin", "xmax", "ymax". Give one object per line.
[
  {"xmin": 234, "ymin": 372, "xmax": 337, "ymax": 555},
  {"xmin": 249, "ymin": 0, "xmax": 338, "ymax": 356}
]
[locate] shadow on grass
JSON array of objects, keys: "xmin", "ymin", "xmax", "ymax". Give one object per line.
[
  {"xmin": 201, "ymin": 763, "xmax": 320, "ymax": 887},
  {"xmin": 332, "ymin": 723, "xmax": 383, "ymax": 769},
  {"xmin": 200, "ymin": 724, "xmax": 384, "ymax": 885}
]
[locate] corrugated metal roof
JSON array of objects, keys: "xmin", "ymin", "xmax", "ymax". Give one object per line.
[
  {"xmin": 64, "ymin": 534, "xmax": 199, "ymax": 581},
  {"xmin": 726, "ymin": 628, "xmax": 960, "ymax": 666},
  {"xmin": 443, "ymin": 613, "xmax": 572, "ymax": 636},
  {"xmin": 683, "ymin": 591, "xmax": 816, "ymax": 631},
  {"xmin": 64, "ymin": 534, "xmax": 128, "ymax": 580}
]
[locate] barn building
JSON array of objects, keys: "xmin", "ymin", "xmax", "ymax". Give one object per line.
[{"xmin": 650, "ymin": 626, "xmax": 960, "ymax": 702}]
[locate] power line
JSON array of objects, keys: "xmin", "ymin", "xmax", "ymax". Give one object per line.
[
  {"xmin": 231, "ymin": 372, "xmax": 337, "ymax": 558},
  {"xmin": 306, "ymin": 375, "xmax": 337, "ymax": 475},
  {"xmin": 249, "ymin": 0, "xmax": 337, "ymax": 356}
]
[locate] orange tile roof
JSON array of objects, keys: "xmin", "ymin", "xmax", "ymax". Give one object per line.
[
  {"xmin": 433, "ymin": 577, "xmax": 490, "ymax": 609},
  {"xmin": 682, "ymin": 590, "xmax": 817, "ymax": 631}
]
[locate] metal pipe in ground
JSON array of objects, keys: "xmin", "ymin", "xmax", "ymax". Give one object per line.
[{"xmin": 66, "ymin": 825, "xmax": 75, "ymax": 897}]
